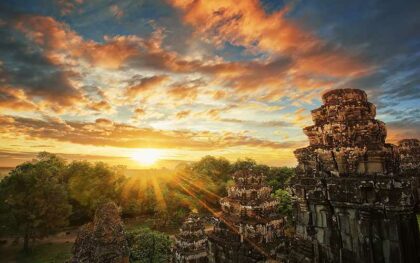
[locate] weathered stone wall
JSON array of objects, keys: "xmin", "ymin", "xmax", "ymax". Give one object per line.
[
  {"xmin": 71, "ymin": 202, "xmax": 129, "ymax": 263},
  {"xmin": 398, "ymin": 138, "xmax": 420, "ymax": 211},
  {"xmin": 290, "ymin": 89, "xmax": 420, "ymax": 263}
]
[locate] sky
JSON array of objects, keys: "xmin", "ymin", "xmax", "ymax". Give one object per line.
[{"xmin": 0, "ymin": 0, "xmax": 419, "ymax": 168}]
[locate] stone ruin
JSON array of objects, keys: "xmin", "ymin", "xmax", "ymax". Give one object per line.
[
  {"xmin": 71, "ymin": 202, "xmax": 129, "ymax": 263},
  {"xmin": 289, "ymin": 89, "xmax": 420, "ymax": 263},
  {"xmin": 172, "ymin": 212, "xmax": 209, "ymax": 263},
  {"xmin": 398, "ymin": 139, "xmax": 420, "ymax": 211},
  {"xmin": 208, "ymin": 169, "xmax": 284, "ymax": 262}
]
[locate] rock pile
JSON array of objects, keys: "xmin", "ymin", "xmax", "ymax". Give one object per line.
[
  {"xmin": 71, "ymin": 202, "xmax": 129, "ymax": 263},
  {"xmin": 290, "ymin": 89, "xmax": 420, "ymax": 263},
  {"xmin": 208, "ymin": 169, "xmax": 284, "ymax": 262}
]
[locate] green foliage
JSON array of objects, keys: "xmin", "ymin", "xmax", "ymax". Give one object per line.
[
  {"xmin": 232, "ymin": 158, "xmax": 270, "ymax": 175},
  {"xmin": 273, "ymin": 189, "xmax": 293, "ymax": 221},
  {"xmin": 191, "ymin": 155, "xmax": 232, "ymax": 197},
  {"xmin": 67, "ymin": 161, "xmax": 126, "ymax": 217},
  {"xmin": 0, "ymin": 153, "xmax": 71, "ymax": 251},
  {"xmin": 127, "ymin": 228, "xmax": 172, "ymax": 263},
  {"xmin": 15, "ymin": 242, "xmax": 73, "ymax": 263},
  {"xmin": 266, "ymin": 167, "xmax": 295, "ymax": 192}
]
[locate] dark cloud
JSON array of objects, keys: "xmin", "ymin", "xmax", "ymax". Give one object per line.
[
  {"xmin": 291, "ymin": 0, "xmax": 420, "ymax": 103},
  {"xmin": 0, "ymin": 17, "xmax": 83, "ymax": 108}
]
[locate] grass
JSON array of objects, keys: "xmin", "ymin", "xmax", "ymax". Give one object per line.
[
  {"xmin": 0, "ymin": 242, "xmax": 73, "ymax": 263},
  {"xmin": 124, "ymin": 216, "xmax": 180, "ymax": 235},
  {"xmin": 417, "ymin": 214, "xmax": 420, "ymax": 229}
]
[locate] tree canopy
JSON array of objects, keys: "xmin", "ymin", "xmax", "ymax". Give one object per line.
[
  {"xmin": 127, "ymin": 228, "xmax": 172, "ymax": 263},
  {"xmin": 0, "ymin": 153, "xmax": 71, "ymax": 251}
]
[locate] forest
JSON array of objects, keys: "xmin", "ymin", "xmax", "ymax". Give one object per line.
[{"xmin": 0, "ymin": 152, "xmax": 294, "ymax": 262}]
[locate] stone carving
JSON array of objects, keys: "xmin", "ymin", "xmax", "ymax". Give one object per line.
[
  {"xmin": 71, "ymin": 202, "xmax": 129, "ymax": 263},
  {"xmin": 398, "ymin": 139, "xmax": 420, "ymax": 211},
  {"xmin": 290, "ymin": 89, "xmax": 420, "ymax": 263},
  {"xmin": 173, "ymin": 212, "xmax": 209, "ymax": 263},
  {"xmin": 208, "ymin": 169, "xmax": 284, "ymax": 262}
]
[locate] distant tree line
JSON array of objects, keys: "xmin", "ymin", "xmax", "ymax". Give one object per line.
[{"xmin": 0, "ymin": 152, "xmax": 294, "ymax": 252}]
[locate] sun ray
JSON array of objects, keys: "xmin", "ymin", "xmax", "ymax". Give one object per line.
[
  {"xmin": 151, "ymin": 176, "xmax": 167, "ymax": 211},
  {"xmin": 177, "ymin": 173, "xmax": 223, "ymax": 200},
  {"xmin": 172, "ymin": 176, "xmax": 272, "ymax": 259}
]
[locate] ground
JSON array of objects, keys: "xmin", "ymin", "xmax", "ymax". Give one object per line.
[
  {"xmin": 0, "ymin": 242, "xmax": 73, "ymax": 263},
  {"xmin": 0, "ymin": 217, "xmax": 180, "ymax": 262}
]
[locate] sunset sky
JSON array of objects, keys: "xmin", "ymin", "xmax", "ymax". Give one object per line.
[{"xmin": 0, "ymin": 0, "xmax": 419, "ymax": 168}]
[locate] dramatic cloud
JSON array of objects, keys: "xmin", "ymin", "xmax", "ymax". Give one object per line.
[
  {"xmin": 0, "ymin": 86, "xmax": 38, "ymax": 111},
  {"xmin": 169, "ymin": 0, "xmax": 370, "ymax": 77},
  {"xmin": 0, "ymin": 115, "xmax": 303, "ymax": 151},
  {"xmin": 125, "ymin": 75, "xmax": 169, "ymax": 97},
  {"xmin": 0, "ymin": 0, "xmax": 417, "ymax": 167}
]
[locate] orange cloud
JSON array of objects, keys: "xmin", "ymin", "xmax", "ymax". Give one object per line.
[
  {"xmin": 166, "ymin": 79, "xmax": 207, "ymax": 104},
  {"xmin": 169, "ymin": 0, "xmax": 370, "ymax": 77},
  {"xmin": 0, "ymin": 87, "xmax": 38, "ymax": 111},
  {"xmin": 175, "ymin": 110, "xmax": 191, "ymax": 119},
  {"xmin": 15, "ymin": 15, "xmax": 140, "ymax": 69},
  {"xmin": 125, "ymin": 75, "xmax": 169, "ymax": 97},
  {"xmin": 110, "ymin": 5, "xmax": 124, "ymax": 19},
  {"xmin": 0, "ymin": 115, "xmax": 302, "ymax": 151},
  {"xmin": 212, "ymin": 90, "xmax": 227, "ymax": 100}
]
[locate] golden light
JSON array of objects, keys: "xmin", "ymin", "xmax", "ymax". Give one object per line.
[{"xmin": 130, "ymin": 149, "xmax": 162, "ymax": 166}]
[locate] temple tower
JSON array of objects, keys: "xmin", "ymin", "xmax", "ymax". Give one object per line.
[
  {"xmin": 290, "ymin": 89, "xmax": 420, "ymax": 263},
  {"xmin": 398, "ymin": 139, "xmax": 420, "ymax": 211},
  {"xmin": 208, "ymin": 169, "xmax": 284, "ymax": 262},
  {"xmin": 173, "ymin": 213, "xmax": 209, "ymax": 263}
]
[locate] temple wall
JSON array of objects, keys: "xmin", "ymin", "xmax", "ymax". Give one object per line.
[{"xmin": 290, "ymin": 89, "xmax": 420, "ymax": 263}]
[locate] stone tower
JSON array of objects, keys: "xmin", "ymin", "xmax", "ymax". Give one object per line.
[
  {"xmin": 173, "ymin": 212, "xmax": 209, "ymax": 263},
  {"xmin": 208, "ymin": 169, "xmax": 284, "ymax": 262},
  {"xmin": 290, "ymin": 89, "xmax": 420, "ymax": 263},
  {"xmin": 71, "ymin": 202, "xmax": 129, "ymax": 263},
  {"xmin": 398, "ymin": 139, "xmax": 420, "ymax": 211}
]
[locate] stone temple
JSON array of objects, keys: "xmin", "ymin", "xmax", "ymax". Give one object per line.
[
  {"xmin": 173, "ymin": 212, "xmax": 209, "ymax": 263},
  {"xmin": 398, "ymin": 139, "xmax": 420, "ymax": 211},
  {"xmin": 289, "ymin": 89, "xmax": 420, "ymax": 263},
  {"xmin": 71, "ymin": 202, "xmax": 129, "ymax": 263},
  {"xmin": 208, "ymin": 169, "xmax": 284, "ymax": 262}
]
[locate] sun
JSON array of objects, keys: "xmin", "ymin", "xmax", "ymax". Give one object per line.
[{"xmin": 130, "ymin": 149, "xmax": 162, "ymax": 166}]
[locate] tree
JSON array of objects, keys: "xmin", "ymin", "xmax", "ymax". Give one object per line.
[
  {"xmin": 0, "ymin": 154, "xmax": 71, "ymax": 252},
  {"xmin": 266, "ymin": 167, "xmax": 295, "ymax": 192},
  {"xmin": 67, "ymin": 161, "xmax": 125, "ymax": 217},
  {"xmin": 191, "ymin": 156, "xmax": 232, "ymax": 195},
  {"xmin": 273, "ymin": 189, "xmax": 293, "ymax": 221},
  {"xmin": 127, "ymin": 228, "xmax": 172, "ymax": 263},
  {"xmin": 232, "ymin": 158, "xmax": 270, "ymax": 175}
]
